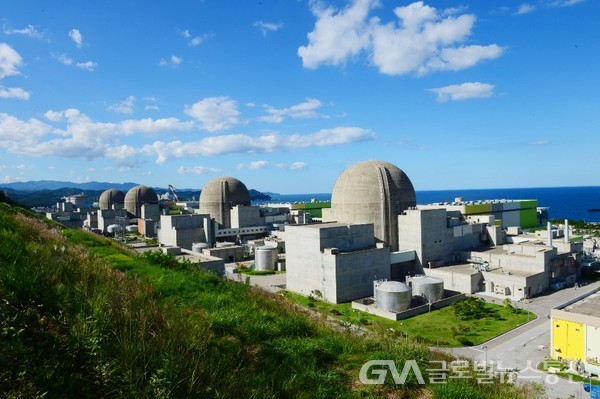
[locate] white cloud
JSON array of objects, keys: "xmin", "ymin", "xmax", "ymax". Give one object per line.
[
  {"xmin": 52, "ymin": 53, "xmax": 96, "ymax": 71},
  {"xmin": 238, "ymin": 160, "xmax": 269, "ymax": 170},
  {"xmin": 298, "ymin": 0, "xmax": 373, "ymax": 69},
  {"xmin": 428, "ymin": 82, "xmax": 495, "ymax": 102},
  {"xmin": 108, "ymin": 96, "xmax": 136, "ymax": 114},
  {"xmin": 530, "ymin": 140, "xmax": 550, "ymax": 146},
  {"xmin": 290, "ymin": 161, "xmax": 307, "ymax": 170},
  {"xmin": 159, "ymin": 55, "xmax": 182, "ymax": 67},
  {"xmin": 515, "ymin": 3, "xmax": 537, "ymax": 14},
  {"xmin": 69, "ymin": 28, "xmax": 84, "ymax": 47},
  {"xmin": 0, "ymin": 86, "xmax": 30, "ymax": 100},
  {"xmin": 299, "ymin": 0, "xmax": 504, "ymax": 76},
  {"xmin": 3, "ymin": 24, "xmax": 45, "ymax": 39},
  {"xmin": 184, "ymin": 96, "xmax": 241, "ymax": 131},
  {"xmin": 76, "ymin": 61, "xmax": 97, "ymax": 71},
  {"xmin": 178, "ymin": 29, "xmax": 205, "ymax": 46},
  {"xmin": 145, "ymin": 105, "xmax": 160, "ymax": 111},
  {"xmin": 260, "ymin": 98, "xmax": 324, "ymax": 123},
  {"xmin": 548, "ymin": 0, "xmax": 584, "ymax": 7},
  {"xmin": 143, "ymin": 126, "xmax": 375, "ymax": 164},
  {"xmin": 0, "ymin": 113, "xmax": 52, "ymax": 149},
  {"xmin": 177, "ymin": 166, "xmax": 221, "ymax": 175},
  {"xmin": 254, "ymin": 21, "xmax": 284, "ymax": 36},
  {"xmin": 0, "ymin": 43, "xmax": 24, "ymax": 79}
]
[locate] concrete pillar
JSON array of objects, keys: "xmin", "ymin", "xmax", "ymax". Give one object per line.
[
  {"xmin": 564, "ymin": 219, "xmax": 570, "ymax": 243},
  {"xmin": 547, "ymin": 221, "xmax": 553, "ymax": 247}
]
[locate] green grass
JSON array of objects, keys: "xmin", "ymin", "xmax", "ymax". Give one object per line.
[
  {"xmin": 0, "ymin": 203, "xmax": 544, "ymax": 399},
  {"xmin": 286, "ymin": 293, "xmax": 534, "ymax": 347}
]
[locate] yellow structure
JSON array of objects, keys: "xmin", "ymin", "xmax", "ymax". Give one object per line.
[
  {"xmin": 551, "ymin": 318, "xmax": 584, "ymax": 360},
  {"xmin": 551, "ymin": 291, "xmax": 600, "ymax": 375}
]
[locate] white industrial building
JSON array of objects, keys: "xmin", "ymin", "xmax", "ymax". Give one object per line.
[{"xmin": 286, "ymin": 222, "xmax": 390, "ymax": 303}]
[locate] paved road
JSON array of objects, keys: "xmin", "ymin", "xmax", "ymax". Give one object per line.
[{"xmin": 447, "ymin": 281, "xmax": 600, "ymax": 399}]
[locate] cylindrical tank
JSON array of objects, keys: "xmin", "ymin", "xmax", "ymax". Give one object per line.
[
  {"xmin": 410, "ymin": 276, "xmax": 444, "ymax": 303},
  {"xmin": 192, "ymin": 242, "xmax": 210, "ymax": 253},
  {"xmin": 125, "ymin": 225, "xmax": 138, "ymax": 233},
  {"xmin": 255, "ymin": 246, "xmax": 278, "ymax": 271},
  {"xmin": 375, "ymin": 281, "xmax": 411, "ymax": 312},
  {"xmin": 107, "ymin": 224, "xmax": 121, "ymax": 234}
]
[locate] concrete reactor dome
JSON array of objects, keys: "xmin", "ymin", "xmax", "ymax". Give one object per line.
[
  {"xmin": 199, "ymin": 176, "xmax": 251, "ymax": 228},
  {"xmin": 98, "ymin": 189, "xmax": 125, "ymax": 210},
  {"xmin": 124, "ymin": 185, "xmax": 158, "ymax": 217},
  {"xmin": 330, "ymin": 160, "xmax": 416, "ymax": 251}
]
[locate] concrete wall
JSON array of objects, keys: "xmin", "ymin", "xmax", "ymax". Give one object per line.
[
  {"xmin": 586, "ymin": 325, "xmax": 600, "ymax": 363},
  {"xmin": 286, "ymin": 223, "xmax": 390, "ymax": 304},
  {"xmin": 157, "ymin": 214, "xmax": 209, "ymax": 250},
  {"xmin": 231, "ymin": 205, "xmax": 263, "ymax": 228},
  {"xmin": 424, "ymin": 267, "xmax": 481, "ymax": 294}
]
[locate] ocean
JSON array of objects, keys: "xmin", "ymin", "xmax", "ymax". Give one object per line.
[{"xmin": 266, "ymin": 186, "xmax": 600, "ymax": 223}]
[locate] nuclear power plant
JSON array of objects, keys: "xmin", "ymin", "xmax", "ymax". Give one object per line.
[{"xmin": 47, "ymin": 159, "xmax": 583, "ymax": 312}]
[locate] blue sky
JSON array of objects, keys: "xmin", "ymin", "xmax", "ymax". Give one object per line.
[{"xmin": 0, "ymin": 0, "xmax": 597, "ymax": 193}]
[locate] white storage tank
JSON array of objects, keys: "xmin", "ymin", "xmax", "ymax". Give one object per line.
[
  {"xmin": 255, "ymin": 246, "xmax": 278, "ymax": 271},
  {"xmin": 192, "ymin": 242, "xmax": 210, "ymax": 253},
  {"xmin": 125, "ymin": 225, "xmax": 138, "ymax": 233},
  {"xmin": 410, "ymin": 275, "xmax": 444, "ymax": 303},
  {"xmin": 375, "ymin": 281, "xmax": 411, "ymax": 312}
]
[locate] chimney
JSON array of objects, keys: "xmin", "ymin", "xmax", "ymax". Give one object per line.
[
  {"xmin": 547, "ymin": 221, "xmax": 553, "ymax": 247},
  {"xmin": 564, "ymin": 219, "xmax": 570, "ymax": 243}
]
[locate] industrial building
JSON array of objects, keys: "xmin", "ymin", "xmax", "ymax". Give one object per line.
[
  {"xmin": 322, "ymin": 160, "xmax": 416, "ymax": 252},
  {"xmin": 551, "ymin": 291, "xmax": 600, "ymax": 376},
  {"xmin": 285, "ymin": 222, "xmax": 390, "ymax": 303},
  {"xmin": 286, "ymin": 159, "xmax": 583, "ymax": 305}
]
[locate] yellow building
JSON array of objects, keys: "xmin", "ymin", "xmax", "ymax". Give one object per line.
[{"xmin": 551, "ymin": 291, "xmax": 600, "ymax": 375}]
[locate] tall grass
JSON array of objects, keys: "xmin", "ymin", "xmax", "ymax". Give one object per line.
[{"xmin": 0, "ymin": 204, "xmax": 544, "ymax": 398}]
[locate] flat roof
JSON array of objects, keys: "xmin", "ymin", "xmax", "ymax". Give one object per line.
[
  {"xmin": 563, "ymin": 291, "xmax": 600, "ymax": 318},
  {"xmin": 427, "ymin": 263, "xmax": 480, "ymax": 276}
]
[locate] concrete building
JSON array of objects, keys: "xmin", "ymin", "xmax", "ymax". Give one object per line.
[
  {"xmin": 398, "ymin": 208, "xmax": 581, "ymax": 300},
  {"xmin": 323, "ymin": 160, "xmax": 416, "ymax": 252},
  {"xmin": 124, "ymin": 185, "xmax": 160, "ymax": 237},
  {"xmin": 157, "ymin": 213, "xmax": 213, "ymax": 250},
  {"xmin": 419, "ymin": 198, "xmax": 539, "ymax": 230},
  {"xmin": 199, "ymin": 176, "xmax": 251, "ymax": 229},
  {"xmin": 286, "ymin": 222, "xmax": 390, "ymax": 303},
  {"xmin": 551, "ymin": 291, "xmax": 600, "ymax": 375}
]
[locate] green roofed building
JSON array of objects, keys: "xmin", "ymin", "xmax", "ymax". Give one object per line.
[
  {"xmin": 292, "ymin": 201, "xmax": 331, "ymax": 218},
  {"xmin": 419, "ymin": 198, "xmax": 539, "ymax": 229}
]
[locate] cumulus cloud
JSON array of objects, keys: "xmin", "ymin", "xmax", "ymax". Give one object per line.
[
  {"xmin": 143, "ymin": 126, "xmax": 375, "ymax": 164},
  {"xmin": 515, "ymin": 3, "xmax": 537, "ymax": 14},
  {"xmin": 238, "ymin": 160, "xmax": 269, "ymax": 170},
  {"xmin": 298, "ymin": 0, "xmax": 372, "ymax": 68},
  {"xmin": 0, "ymin": 43, "xmax": 24, "ymax": 79},
  {"xmin": 260, "ymin": 98, "xmax": 324, "ymax": 123},
  {"xmin": 184, "ymin": 96, "xmax": 241, "ymax": 131},
  {"xmin": 3, "ymin": 24, "xmax": 45, "ymax": 39},
  {"xmin": 254, "ymin": 21, "xmax": 284, "ymax": 36},
  {"xmin": 299, "ymin": 0, "xmax": 504, "ymax": 76},
  {"xmin": 428, "ymin": 82, "xmax": 495, "ymax": 102},
  {"xmin": 108, "ymin": 96, "xmax": 136, "ymax": 114},
  {"xmin": 177, "ymin": 166, "xmax": 221, "ymax": 175},
  {"xmin": 52, "ymin": 52, "xmax": 97, "ymax": 71},
  {"xmin": 159, "ymin": 55, "xmax": 182, "ymax": 67},
  {"xmin": 69, "ymin": 28, "xmax": 84, "ymax": 47},
  {"xmin": 178, "ymin": 29, "xmax": 205, "ymax": 46},
  {"xmin": 0, "ymin": 86, "xmax": 30, "ymax": 100},
  {"xmin": 290, "ymin": 161, "xmax": 307, "ymax": 170}
]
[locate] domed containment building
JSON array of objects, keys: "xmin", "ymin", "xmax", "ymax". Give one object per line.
[
  {"xmin": 98, "ymin": 189, "xmax": 125, "ymax": 210},
  {"xmin": 199, "ymin": 176, "xmax": 251, "ymax": 228},
  {"xmin": 327, "ymin": 160, "xmax": 416, "ymax": 251},
  {"xmin": 124, "ymin": 185, "xmax": 159, "ymax": 218}
]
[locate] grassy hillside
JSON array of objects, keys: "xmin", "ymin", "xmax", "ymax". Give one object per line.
[{"xmin": 0, "ymin": 202, "xmax": 544, "ymax": 398}]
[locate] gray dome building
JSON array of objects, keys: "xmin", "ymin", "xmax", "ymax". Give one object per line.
[
  {"xmin": 330, "ymin": 160, "xmax": 416, "ymax": 251},
  {"xmin": 199, "ymin": 176, "xmax": 251, "ymax": 228},
  {"xmin": 124, "ymin": 185, "xmax": 158, "ymax": 218},
  {"xmin": 98, "ymin": 188, "xmax": 125, "ymax": 210}
]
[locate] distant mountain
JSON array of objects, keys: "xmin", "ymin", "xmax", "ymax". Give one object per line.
[
  {"xmin": 0, "ymin": 180, "xmax": 271, "ymax": 207},
  {"xmin": 0, "ymin": 180, "xmax": 139, "ymax": 192}
]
